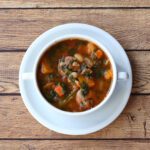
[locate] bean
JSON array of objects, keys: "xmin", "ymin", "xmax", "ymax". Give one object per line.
[{"xmin": 74, "ymin": 53, "xmax": 83, "ymax": 62}]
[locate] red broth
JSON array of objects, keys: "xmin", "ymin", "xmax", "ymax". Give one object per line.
[{"xmin": 37, "ymin": 39, "xmax": 113, "ymax": 112}]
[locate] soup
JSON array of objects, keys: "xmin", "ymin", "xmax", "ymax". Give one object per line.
[{"xmin": 37, "ymin": 39, "xmax": 113, "ymax": 112}]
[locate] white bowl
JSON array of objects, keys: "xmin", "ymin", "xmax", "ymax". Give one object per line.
[{"xmin": 19, "ymin": 23, "xmax": 132, "ymax": 135}]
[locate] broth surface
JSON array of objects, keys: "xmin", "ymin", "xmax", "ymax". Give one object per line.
[{"xmin": 37, "ymin": 39, "xmax": 113, "ymax": 112}]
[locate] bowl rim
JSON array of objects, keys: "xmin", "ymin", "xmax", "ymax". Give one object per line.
[{"xmin": 33, "ymin": 34, "xmax": 117, "ymax": 116}]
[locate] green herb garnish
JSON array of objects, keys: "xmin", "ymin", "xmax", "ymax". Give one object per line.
[{"xmin": 81, "ymin": 82, "xmax": 89, "ymax": 96}]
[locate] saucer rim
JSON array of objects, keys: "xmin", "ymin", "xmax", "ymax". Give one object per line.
[{"xmin": 19, "ymin": 23, "xmax": 132, "ymax": 135}]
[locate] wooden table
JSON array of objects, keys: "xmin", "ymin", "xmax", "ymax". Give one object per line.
[{"xmin": 0, "ymin": 1, "xmax": 150, "ymax": 149}]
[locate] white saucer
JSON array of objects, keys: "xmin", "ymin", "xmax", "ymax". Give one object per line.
[{"xmin": 19, "ymin": 23, "xmax": 132, "ymax": 135}]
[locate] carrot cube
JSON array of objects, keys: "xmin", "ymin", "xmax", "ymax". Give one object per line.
[{"xmin": 96, "ymin": 50, "xmax": 103, "ymax": 59}]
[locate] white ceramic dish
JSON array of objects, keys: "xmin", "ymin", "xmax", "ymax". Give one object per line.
[
  {"xmin": 22, "ymin": 34, "xmax": 128, "ymax": 116},
  {"xmin": 19, "ymin": 23, "xmax": 132, "ymax": 135}
]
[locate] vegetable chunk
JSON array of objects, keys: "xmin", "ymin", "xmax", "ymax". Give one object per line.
[
  {"xmin": 95, "ymin": 50, "xmax": 103, "ymax": 59},
  {"xmin": 41, "ymin": 59, "xmax": 53, "ymax": 74},
  {"xmin": 54, "ymin": 85, "xmax": 64, "ymax": 97}
]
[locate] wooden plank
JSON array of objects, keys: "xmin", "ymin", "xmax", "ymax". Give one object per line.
[
  {"xmin": 0, "ymin": 51, "xmax": 150, "ymax": 94},
  {"xmin": 0, "ymin": 0, "xmax": 150, "ymax": 8},
  {"xmin": 0, "ymin": 52, "xmax": 23, "ymax": 93},
  {"xmin": 127, "ymin": 52, "xmax": 150, "ymax": 94},
  {"xmin": 0, "ymin": 95, "xmax": 149, "ymax": 138},
  {"xmin": 0, "ymin": 9, "xmax": 150, "ymax": 50},
  {"xmin": 0, "ymin": 140, "xmax": 150, "ymax": 150}
]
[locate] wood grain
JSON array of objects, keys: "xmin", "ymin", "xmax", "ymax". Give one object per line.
[
  {"xmin": 0, "ymin": 0, "xmax": 149, "ymax": 149},
  {"xmin": 0, "ymin": 51, "xmax": 150, "ymax": 94},
  {"xmin": 127, "ymin": 52, "xmax": 150, "ymax": 94},
  {"xmin": 0, "ymin": 9, "xmax": 150, "ymax": 50},
  {"xmin": 0, "ymin": 52, "xmax": 23, "ymax": 93},
  {"xmin": 0, "ymin": 140, "xmax": 150, "ymax": 150},
  {"xmin": 0, "ymin": 0, "xmax": 150, "ymax": 8},
  {"xmin": 0, "ymin": 95, "xmax": 149, "ymax": 138}
]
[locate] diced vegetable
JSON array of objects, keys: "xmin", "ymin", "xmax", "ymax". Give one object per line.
[
  {"xmin": 74, "ymin": 53, "xmax": 83, "ymax": 62},
  {"xmin": 78, "ymin": 75, "xmax": 85, "ymax": 83},
  {"xmin": 41, "ymin": 59, "xmax": 53, "ymax": 74},
  {"xmin": 95, "ymin": 50, "xmax": 103, "ymax": 59},
  {"xmin": 85, "ymin": 78, "xmax": 95, "ymax": 87},
  {"xmin": 87, "ymin": 43, "xmax": 96, "ymax": 54},
  {"xmin": 54, "ymin": 85, "xmax": 64, "ymax": 97},
  {"xmin": 104, "ymin": 69, "xmax": 112, "ymax": 80}
]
